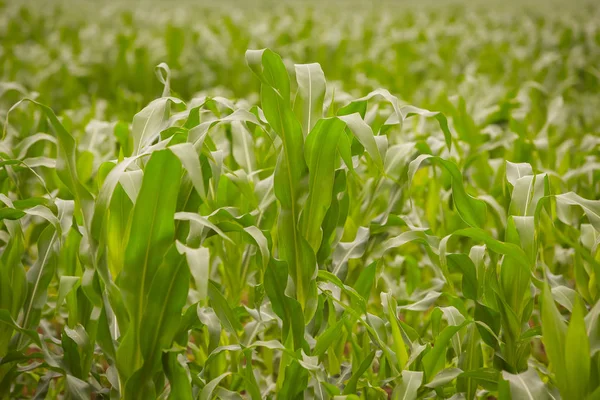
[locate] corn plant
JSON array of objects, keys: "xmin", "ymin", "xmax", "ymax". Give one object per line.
[{"xmin": 2, "ymin": 1, "xmax": 600, "ymax": 399}]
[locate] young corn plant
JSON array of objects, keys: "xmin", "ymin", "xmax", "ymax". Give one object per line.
[{"xmin": 1, "ymin": 29, "xmax": 600, "ymax": 400}]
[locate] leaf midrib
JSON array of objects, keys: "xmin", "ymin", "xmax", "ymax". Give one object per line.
[
  {"xmin": 265, "ymin": 62, "xmax": 304, "ymax": 304},
  {"xmin": 305, "ymin": 65, "xmax": 312, "ymax": 133}
]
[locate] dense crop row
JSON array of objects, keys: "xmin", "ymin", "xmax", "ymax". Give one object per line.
[{"xmin": 1, "ymin": 1, "xmax": 600, "ymax": 399}]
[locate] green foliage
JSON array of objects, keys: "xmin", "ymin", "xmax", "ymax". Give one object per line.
[{"xmin": 1, "ymin": 0, "xmax": 600, "ymax": 398}]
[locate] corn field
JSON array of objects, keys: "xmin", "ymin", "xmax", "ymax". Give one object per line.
[{"xmin": 1, "ymin": 1, "xmax": 600, "ymax": 399}]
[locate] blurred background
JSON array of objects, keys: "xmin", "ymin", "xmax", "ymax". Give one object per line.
[{"xmin": 2, "ymin": 0, "xmax": 599, "ymax": 135}]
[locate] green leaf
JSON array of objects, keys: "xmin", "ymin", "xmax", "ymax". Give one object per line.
[
  {"xmin": 230, "ymin": 121, "xmax": 256, "ymax": 174},
  {"xmin": 339, "ymin": 113, "xmax": 383, "ymax": 170},
  {"xmin": 333, "ymin": 227, "xmax": 370, "ymax": 276},
  {"xmin": 117, "ymin": 149, "xmax": 182, "ymax": 381},
  {"xmin": 56, "ymin": 276, "xmax": 80, "ymax": 312},
  {"xmin": 459, "ymin": 368, "xmax": 500, "ymax": 391},
  {"xmin": 509, "ymin": 174, "xmax": 548, "ymax": 217},
  {"xmin": 208, "ymin": 280, "xmax": 243, "ymax": 336},
  {"xmin": 342, "ymin": 350, "xmax": 375, "ymax": 394},
  {"xmin": 447, "ymin": 253, "xmax": 477, "ymax": 300},
  {"xmin": 452, "ymin": 228, "xmax": 530, "ymax": 273},
  {"xmin": 0, "ymin": 309, "xmax": 42, "ymax": 349},
  {"xmin": 164, "ymin": 352, "xmax": 194, "ymax": 400},
  {"xmin": 175, "ymin": 212, "xmax": 233, "ymax": 244},
  {"xmin": 425, "ymin": 368, "xmax": 463, "ymax": 389},
  {"xmin": 300, "ymin": 117, "xmax": 347, "ymax": 252},
  {"xmin": 21, "ymin": 225, "xmax": 59, "ymax": 331},
  {"xmin": 501, "ymin": 368, "xmax": 551, "ymax": 400},
  {"xmin": 294, "ymin": 63, "xmax": 326, "ymax": 137},
  {"xmin": 352, "ymin": 261, "xmax": 377, "ymax": 302},
  {"xmin": 555, "ymin": 192, "xmax": 600, "ymax": 232},
  {"xmin": 499, "ymin": 217, "xmax": 533, "ymax": 315},
  {"xmin": 408, "ymin": 155, "xmax": 487, "ymax": 228},
  {"xmin": 264, "ymin": 259, "xmax": 304, "ymax": 350},
  {"xmin": 392, "ymin": 370, "xmax": 423, "ymax": 400},
  {"xmin": 422, "ymin": 321, "xmax": 469, "ymax": 381},
  {"xmin": 401, "ymin": 105, "xmax": 452, "ymax": 150},
  {"xmin": 505, "ymin": 161, "xmax": 533, "ymax": 187},
  {"xmin": 585, "ymin": 299, "xmax": 600, "ymax": 355},
  {"xmin": 176, "ymin": 242, "xmax": 210, "ymax": 300},
  {"xmin": 565, "ymin": 298, "xmax": 590, "ymax": 398},
  {"xmin": 457, "ymin": 325, "xmax": 482, "ymax": 399},
  {"xmin": 200, "ymin": 372, "xmax": 232, "ymax": 400},
  {"xmin": 540, "ymin": 281, "xmax": 567, "ymax": 394},
  {"xmin": 65, "ymin": 375, "xmax": 91, "ymax": 400},
  {"xmin": 131, "ymin": 97, "xmax": 183, "ymax": 155},
  {"xmin": 138, "ymin": 245, "xmax": 189, "ymax": 373}
]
